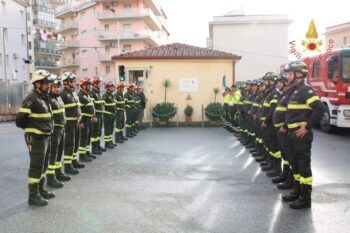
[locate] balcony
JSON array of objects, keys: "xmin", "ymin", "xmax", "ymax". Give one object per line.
[
  {"xmin": 97, "ymin": 31, "xmax": 161, "ymax": 46},
  {"xmin": 32, "ymin": 5, "xmax": 55, "ymax": 14},
  {"xmin": 97, "ymin": 9, "xmax": 162, "ymax": 31},
  {"xmin": 57, "ymin": 21, "xmax": 78, "ymax": 33},
  {"xmin": 33, "ymin": 18, "xmax": 56, "ymax": 29},
  {"xmin": 34, "ymin": 61, "xmax": 60, "ymax": 69},
  {"xmin": 34, "ymin": 40, "xmax": 63, "ymax": 56},
  {"xmin": 56, "ymin": 40, "xmax": 79, "ymax": 50},
  {"xmin": 56, "ymin": 1, "xmax": 97, "ymax": 19},
  {"xmin": 57, "ymin": 59, "xmax": 79, "ymax": 68},
  {"xmin": 97, "ymin": 49, "xmax": 119, "ymax": 62}
]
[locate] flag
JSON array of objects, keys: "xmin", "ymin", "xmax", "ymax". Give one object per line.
[{"xmin": 221, "ymin": 75, "xmax": 227, "ymax": 95}]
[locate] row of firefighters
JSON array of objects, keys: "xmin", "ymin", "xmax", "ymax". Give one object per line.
[
  {"xmin": 223, "ymin": 61, "xmax": 325, "ymax": 209},
  {"xmin": 15, "ymin": 70, "xmax": 147, "ymax": 206}
]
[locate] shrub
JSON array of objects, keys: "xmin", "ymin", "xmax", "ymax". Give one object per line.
[
  {"xmin": 184, "ymin": 105, "xmax": 193, "ymax": 117},
  {"xmin": 152, "ymin": 103, "xmax": 177, "ymax": 121},
  {"xmin": 205, "ymin": 103, "xmax": 224, "ymax": 121}
]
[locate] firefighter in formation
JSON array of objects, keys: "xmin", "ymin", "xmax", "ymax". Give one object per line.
[
  {"xmin": 16, "ymin": 70, "xmax": 145, "ymax": 206},
  {"xmin": 224, "ymin": 61, "xmax": 325, "ymax": 209}
]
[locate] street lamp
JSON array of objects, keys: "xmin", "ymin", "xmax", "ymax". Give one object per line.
[{"xmin": 109, "ymin": 8, "xmax": 120, "ymax": 55}]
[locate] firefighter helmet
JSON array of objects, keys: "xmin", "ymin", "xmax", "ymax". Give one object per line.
[
  {"xmin": 49, "ymin": 74, "xmax": 62, "ymax": 86},
  {"xmin": 62, "ymin": 72, "xmax": 77, "ymax": 82},
  {"xmin": 91, "ymin": 76, "xmax": 103, "ymax": 85},
  {"xmin": 263, "ymin": 72, "xmax": 279, "ymax": 81},
  {"xmin": 284, "ymin": 61, "xmax": 308, "ymax": 77},
  {"xmin": 116, "ymin": 82, "xmax": 125, "ymax": 88},
  {"xmin": 79, "ymin": 77, "xmax": 91, "ymax": 87},
  {"xmin": 31, "ymin": 70, "xmax": 50, "ymax": 84},
  {"xmin": 105, "ymin": 81, "xmax": 115, "ymax": 89}
]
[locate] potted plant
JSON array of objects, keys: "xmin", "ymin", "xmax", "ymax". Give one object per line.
[
  {"xmin": 184, "ymin": 105, "xmax": 193, "ymax": 123},
  {"xmin": 152, "ymin": 79, "xmax": 177, "ymax": 125},
  {"xmin": 213, "ymin": 87, "xmax": 220, "ymax": 103}
]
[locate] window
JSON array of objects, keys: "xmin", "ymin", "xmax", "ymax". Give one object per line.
[
  {"xmin": 27, "ymin": 12, "xmax": 30, "ymax": 21},
  {"xmin": 5, "ymin": 54, "xmax": 9, "ymax": 67},
  {"xmin": 93, "ymin": 7, "xmax": 96, "ymax": 16},
  {"xmin": 0, "ymin": 53, "xmax": 2, "ymax": 66},
  {"xmin": 104, "ymin": 24, "xmax": 109, "ymax": 31},
  {"xmin": 105, "ymin": 65, "xmax": 110, "ymax": 75},
  {"xmin": 105, "ymin": 46, "xmax": 110, "ymax": 53},
  {"xmin": 82, "ymin": 68, "xmax": 88, "ymax": 76},
  {"xmin": 3, "ymin": 27, "xmax": 8, "ymax": 41},
  {"xmin": 80, "ymin": 31, "xmax": 87, "ymax": 40},
  {"xmin": 93, "ymin": 27, "xmax": 97, "ymax": 37},
  {"xmin": 20, "ymin": 10, "xmax": 24, "ymax": 22},
  {"xmin": 81, "ymin": 50, "xmax": 88, "ymax": 58},
  {"xmin": 1, "ymin": 1, "xmax": 6, "ymax": 14},
  {"xmin": 21, "ymin": 34, "xmax": 25, "ymax": 46},
  {"xmin": 342, "ymin": 56, "xmax": 350, "ymax": 81},
  {"xmin": 344, "ymin": 36, "xmax": 348, "ymax": 45},
  {"xmin": 95, "ymin": 67, "xmax": 98, "ymax": 75},
  {"xmin": 123, "ymin": 44, "xmax": 132, "ymax": 52},
  {"xmin": 312, "ymin": 61, "xmax": 320, "ymax": 78},
  {"xmin": 80, "ymin": 12, "xmax": 86, "ymax": 20},
  {"xmin": 28, "ymin": 41, "xmax": 32, "ymax": 50}
]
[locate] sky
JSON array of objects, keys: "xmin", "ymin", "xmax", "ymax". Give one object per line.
[{"xmin": 157, "ymin": 0, "xmax": 350, "ymax": 48}]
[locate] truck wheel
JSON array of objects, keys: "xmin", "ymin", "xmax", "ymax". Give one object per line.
[{"xmin": 320, "ymin": 105, "xmax": 335, "ymax": 133}]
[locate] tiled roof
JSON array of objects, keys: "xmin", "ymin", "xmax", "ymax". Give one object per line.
[{"xmin": 112, "ymin": 43, "xmax": 241, "ymax": 60}]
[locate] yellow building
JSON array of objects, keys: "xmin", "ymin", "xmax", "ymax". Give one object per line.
[{"xmin": 112, "ymin": 43, "xmax": 241, "ymax": 123}]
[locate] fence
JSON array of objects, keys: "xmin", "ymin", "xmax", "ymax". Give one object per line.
[{"xmin": 0, "ymin": 81, "xmax": 30, "ymax": 116}]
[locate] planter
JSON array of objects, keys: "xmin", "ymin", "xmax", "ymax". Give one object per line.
[
  {"xmin": 185, "ymin": 116, "xmax": 192, "ymax": 123},
  {"xmin": 159, "ymin": 120, "xmax": 168, "ymax": 126}
]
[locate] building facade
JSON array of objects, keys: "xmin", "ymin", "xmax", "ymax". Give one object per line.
[
  {"xmin": 208, "ymin": 13, "xmax": 291, "ymax": 82},
  {"xmin": 112, "ymin": 43, "xmax": 241, "ymax": 123},
  {"xmin": 55, "ymin": 0, "xmax": 169, "ymax": 81},
  {"xmin": 325, "ymin": 21, "xmax": 350, "ymax": 49},
  {"xmin": 27, "ymin": 0, "xmax": 63, "ymax": 77},
  {"xmin": 0, "ymin": 0, "xmax": 30, "ymax": 83}
]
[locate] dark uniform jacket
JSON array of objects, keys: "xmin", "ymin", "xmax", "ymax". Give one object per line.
[
  {"xmin": 90, "ymin": 87, "xmax": 104, "ymax": 115},
  {"xmin": 60, "ymin": 87, "xmax": 81, "ymax": 121},
  {"xmin": 261, "ymin": 87, "xmax": 281, "ymax": 124},
  {"xmin": 103, "ymin": 91, "xmax": 116, "ymax": 116},
  {"xmin": 78, "ymin": 90, "xmax": 95, "ymax": 118},
  {"xmin": 285, "ymin": 81, "xmax": 325, "ymax": 129},
  {"xmin": 124, "ymin": 91, "xmax": 136, "ymax": 110},
  {"xmin": 114, "ymin": 92, "xmax": 125, "ymax": 112},
  {"xmin": 49, "ymin": 93, "xmax": 66, "ymax": 128},
  {"xmin": 16, "ymin": 89, "xmax": 53, "ymax": 135},
  {"xmin": 138, "ymin": 92, "xmax": 146, "ymax": 109}
]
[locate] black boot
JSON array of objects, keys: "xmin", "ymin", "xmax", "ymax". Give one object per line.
[
  {"xmin": 126, "ymin": 129, "xmax": 134, "ymax": 138},
  {"xmin": 115, "ymin": 133, "xmax": 124, "ymax": 143},
  {"xmin": 72, "ymin": 159, "xmax": 85, "ymax": 168},
  {"xmin": 98, "ymin": 141, "xmax": 107, "ymax": 152},
  {"xmin": 87, "ymin": 151, "xmax": 97, "ymax": 159},
  {"xmin": 55, "ymin": 168, "xmax": 71, "ymax": 182},
  {"xmin": 282, "ymin": 181, "xmax": 300, "ymax": 202},
  {"xmin": 28, "ymin": 183, "xmax": 48, "ymax": 206},
  {"xmin": 39, "ymin": 178, "xmax": 55, "ymax": 199},
  {"xmin": 65, "ymin": 163, "xmax": 80, "ymax": 174},
  {"xmin": 92, "ymin": 143, "xmax": 102, "ymax": 155},
  {"xmin": 256, "ymin": 156, "xmax": 266, "ymax": 162},
  {"xmin": 277, "ymin": 171, "xmax": 294, "ymax": 190},
  {"xmin": 289, "ymin": 185, "xmax": 312, "ymax": 209},
  {"xmin": 272, "ymin": 164, "xmax": 289, "ymax": 184},
  {"xmin": 266, "ymin": 158, "xmax": 282, "ymax": 177},
  {"xmin": 80, "ymin": 153, "xmax": 92, "ymax": 162},
  {"xmin": 121, "ymin": 132, "xmax": 128, "ymax": 141},
  {"xmin": 105, "ymin": 141, "xmax": 114, "ymax": 149},
  {"xmin": 46, "ymin": 174, "xmax": 64, "ymax": 189}
]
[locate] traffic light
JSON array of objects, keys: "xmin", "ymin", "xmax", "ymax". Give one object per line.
[{"xmin": 118, "ymin": 65, "xmax": 126, "ymax": 82}]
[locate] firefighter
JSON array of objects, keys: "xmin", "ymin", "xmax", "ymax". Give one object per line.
[
  {"xmin": 137, "ymin": 86, "xmax": 147, "ymax": 130},
  {"xmin": 78, "ymin": 77, "xmax": 96, "ymax": 161},
  {"xmin": 244, "ymin": 80, "xmax": 258, "ymax": 148},
  {"xmin": 236, "ymin": 84, "xmax": 248, "ymax": 140},
  {"xmin": 282, "ymin": 61, "xmax": 325, "ymax": 209},
  {"xmin": 230, "ymin": 84, "xmax": 241, "ymax": 129},
  {"xmin": 114, "ymin": 82, "xmax": 128, "ymax": 143},
  {"xmin": 47, "ymin": 74, "xmax": 70, "ymax": 189},
  {"xmin": 90, "ymin": 76, "xmax": 105, "ymax": 155},
  {"xmin": 259, "ymin": 72, "xmax": 281, "ymax": 175},
  {"xmin": 238, "ymin": 80, "xmax": 253, "ymax": 145},
  {"xmin": 134, "ymin": 85, "xmax": 141, "ymax": 132},
  {"xmin": 124, "ymin": 84, "xmax": 137, "ymax": 138},
  {"xmin": 15, "ymin": 69, "xmax": 54, "ymax": 206},
  {"xmin": 223, "ymin": 87, "xmax": 232, "ymax": 130},
  {"xmin": 272, "ymin": 73, "xmax": 294, "ymax": 188},
  {"xmin": 103, "ymin": 81, "xmax": 117, "ymax": 149},
  {"xmin": 60, "ymin": 72, "xmax": 84, "ymax": 175}
]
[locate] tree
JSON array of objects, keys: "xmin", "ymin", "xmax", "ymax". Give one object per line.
[
  {"xmin": 213, "ymin": 87, "xmax": 220, "ymax": 103},
  {"xmin": 162, "ymin": 79, "xmax": 172, "ymax": 104}
]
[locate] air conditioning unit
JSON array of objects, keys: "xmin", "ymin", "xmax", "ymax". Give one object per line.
[{"xmin": 13, "ymin": 53, "xmax": 19, "ymax": 59}]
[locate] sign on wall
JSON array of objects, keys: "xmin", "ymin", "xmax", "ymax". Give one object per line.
[{"xmin": 179, "ymin": 78, "xmax": 198, "ymax": 93}]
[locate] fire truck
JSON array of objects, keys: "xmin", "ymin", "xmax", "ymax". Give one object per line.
[{"xmin": 300, "ymin": 48, "xmax": 350, "ymax": 132}]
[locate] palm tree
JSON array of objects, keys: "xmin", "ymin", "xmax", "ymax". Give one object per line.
[
  {"xmin": 162, "ymin": 79, "xmax": 172, "ymax": 104},
  {"xmin": 213, "ymin": 87, "xmax": 220, "ymax": 103}
]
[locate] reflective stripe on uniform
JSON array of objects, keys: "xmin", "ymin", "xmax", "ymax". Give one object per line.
[
  {"xmin": 287, "ymin": 104, "xmax": 312, "ymax": 110},
  {"xmin": 293, "ymin": 174, "xmax": 301, "ymax": 181},
  {"xmin": 274, "ymin": 123, "xmax": 284, "ymax": 128},
  {"xmin": 52, "ymin": 109, "xmax": 65, "ymax": 114},
  {"xmin": 29, "ymin": 112, "xmax": 51, "ymax": 118},
  {"xmin": 64, "ymin": 103, "xmax": 78, "ymax": 108},
  {"xmin": 54, "ymin": 123, "xmax": 64, "ymax": 127},
  {"xmin": 300, "ymin": 176, "xmax": 313, "ymax": 185},
  {"xmin": 81, "ymin": 102, "xmax": 93, "ymax": 107},
  {"xmin": 66, "ymin": 117, "xmax": 78, "ymax": 121},
  {"xmin": 287, "ymin": 121, "xmax": 307, "ymax": 129},
  {"xmin": 263, "ymin": 102, "xmax": 270, "ymax": 107},
  {"xmin": 55, "ymin": 162, "xmax": 62, "ymax": 169},
  {"xmin": 95, "ymin": 110, "xmax": 104, "ymax": 113},
  {"xmin": 270, "ymin": 99, "xmax": 278, "ymax": 104},
  {"xmin": 306, "ymin": 96, "xmax": 319, "ymax": 106},
  {"xmin": 269, "ymin": 150, "xmax": 281, "ymax": 158},
  {"xmin": 24, "ymin": 128, "xmax": 50, "ymax": 135},
  {"xmin": 28, "ymin": 177, "xmax": 40, "ymax": 184},
  {"xmin": 19, "ymin": 108, "xmax": 32, "ymax": 114},
  {"xmin": 116, "ymin": 108, "xmax": 124, "ymax": 111},
  {"xmin": 104, "ymin": 102, "xmax": 115, "ymax": 106},
  {"xmin": 82, "ymin": 113, "xmax": 94, "ymax": 117},
  {"xmin": 275, "ymin": 106, "xmax": 287, "ymax": 111},
  {"xmin": 115, "ymin": 128, "xmax": 123, "ymax": 132},
  {"xmin": 90, "ymin": 137, "xmax": 99, "ymax": 142},
  {"xmin": 104, "ymin": 111, "xmax": 114, "ymax": 115}
]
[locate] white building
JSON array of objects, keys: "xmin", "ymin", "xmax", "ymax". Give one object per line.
[
  {"xmin": 0, "ymin": 0, "xmax": 30, "ymax": 83},
  {"xmin": 324, "ymin": 21, "xmax": 350, "ymax": 49},
  {"xmin": 208, "ymin": 12, "xmax": 291, "ymax": 82}
]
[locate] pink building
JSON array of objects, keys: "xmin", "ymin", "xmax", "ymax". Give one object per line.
[{"xmin": 55, "ymin": 0, "xmax": 169, "ymax": 81}]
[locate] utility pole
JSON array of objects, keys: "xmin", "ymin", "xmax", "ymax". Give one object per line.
[
  {"xmin": 110, "ymin": 8, "xmax": 120, "ymax": 55},
  {"xmin": 2, "ymin": 27, "xmax": 9, "ymax": 114}
]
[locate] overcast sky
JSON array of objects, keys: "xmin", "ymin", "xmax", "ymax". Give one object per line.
[{"xmin": 157, "ymin": 0, "xmax": 350, "ymax": 47}]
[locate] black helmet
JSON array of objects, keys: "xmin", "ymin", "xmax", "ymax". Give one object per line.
[
  {"xmin": 263, "ymin": 72, "xmax": 279, "ymax": 81},
  {"xmin": 49, "ymin": 74, "xmax": 62, "ymax": 86},
  {"xmin": 246, "ymin": 80, "xmax": 253, "ymax": 85},
  {"xmin": 284, "ymin": 61, "xmax": 308, "ymax": 77}
]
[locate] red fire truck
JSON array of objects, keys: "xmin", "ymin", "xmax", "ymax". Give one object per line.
[{"xmin": 282, "ymin": 48, "xmax": 350, "ymax": 132}]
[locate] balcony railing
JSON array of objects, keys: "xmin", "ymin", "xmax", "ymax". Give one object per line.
[
  {"xmin": 97, "ymin": 49, "xmax": 119, "ymax": 62},
  {"xmin": 97, "ymin": 30, "xmax": 161, "ymax": 45},
  {"xmin": 32, "ymin": 5, "xmax": 55, "ymax": 14},
  {"xmin": 56, "ymin": 40, "xmax": 79, "ymax": 50},
  {"xmin": 97, "ymin": 9, "xmax": 162, "ymax": 30},
  {"xmin": 34, "ymin": 40, "xmax": 63, "ymax": 55},
  {"xmin": 34, "ymin": 61, "xmax": 58, "ymax": 68},
  {"xmin": 57, "ymin": 59, "xmax": 79, "ymax": 67},
  {"xmin": 56, "ymin": 1, "xmax": 97, "ymax": 18},
  {"xmin": 57, "ymin": 21, "xmax": 78, "ymax": 33},
  {"xmin": 33, "ymin": 18, "xmax": 56, "ymax": 28}
]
